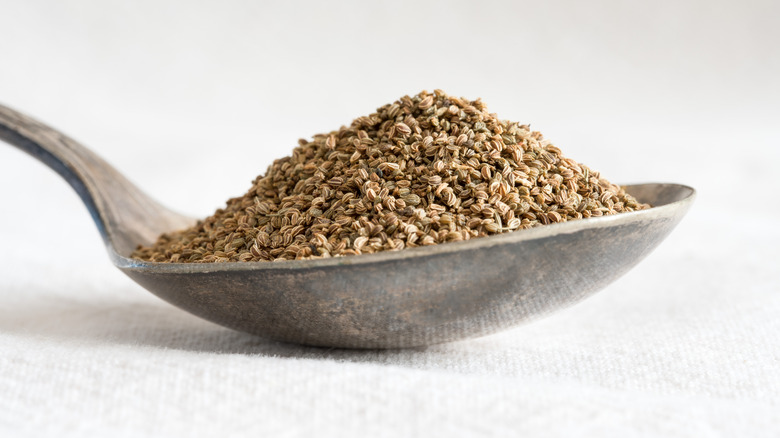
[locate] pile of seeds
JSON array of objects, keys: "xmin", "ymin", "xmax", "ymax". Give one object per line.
[{"xmin": 132, "ymin": 90, "xmax": 650, "ymax": 263}]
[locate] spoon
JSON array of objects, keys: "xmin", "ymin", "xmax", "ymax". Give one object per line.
[{"xmin": 0, "ymin": 103, "xmax": 695, "ymax": 349}]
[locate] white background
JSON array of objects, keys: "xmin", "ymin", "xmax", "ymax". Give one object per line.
[{"xmin": 1, "ymin": 1, "xmax": 778, "ymax": 436}]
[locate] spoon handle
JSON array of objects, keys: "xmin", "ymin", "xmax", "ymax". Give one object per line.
[{"xmin": 0, "ymin": 103, "xmax": 193, "ymax": 256}]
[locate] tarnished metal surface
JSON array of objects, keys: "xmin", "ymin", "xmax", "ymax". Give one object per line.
[{"xmin": 1, "ymin": 103, "xmax": 695, "ymax": 348}]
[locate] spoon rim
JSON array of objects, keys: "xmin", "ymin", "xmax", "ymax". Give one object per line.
[{"xmin": 114, "ymin": 182, "xmax": 695, "ymax": 272}]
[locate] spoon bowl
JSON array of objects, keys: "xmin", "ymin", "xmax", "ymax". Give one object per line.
[{"xmin": 1, "ymin": 104, "xmax": 695, "ymax": 348}]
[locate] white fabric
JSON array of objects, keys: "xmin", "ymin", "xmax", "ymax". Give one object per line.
[{"xmin": 1, "ymin": 1, "xmax": 779, "ymax": 436}]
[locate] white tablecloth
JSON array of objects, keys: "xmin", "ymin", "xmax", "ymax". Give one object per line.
[{"xmin": 1, "ymin": 1, "xmax": 778, "ymax": 436}]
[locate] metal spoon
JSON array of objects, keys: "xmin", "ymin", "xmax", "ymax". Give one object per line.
[{"xmin": 0, "ymin": 103, "xmax": 695, "ymax": 349}]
